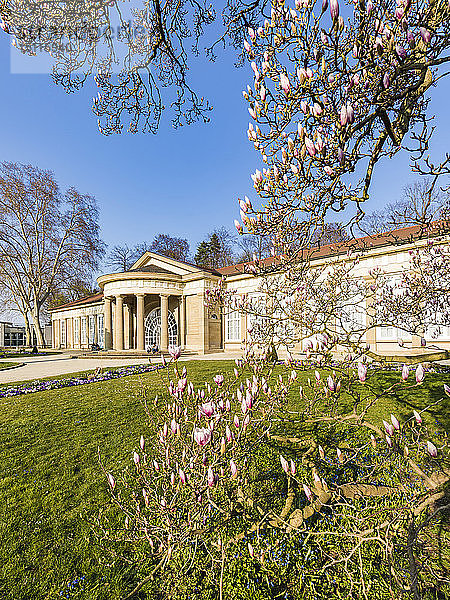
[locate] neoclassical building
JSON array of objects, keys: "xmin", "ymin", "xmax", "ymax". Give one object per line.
[{"xmin": 50, "ymin": 224, "xmax": 450, "ymax": 355}]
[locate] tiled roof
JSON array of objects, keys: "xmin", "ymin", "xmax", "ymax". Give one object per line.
[
  {"xmin": 51, "ymin": 222, "xmax": 448, "ymax": 309},
  {"xmin": 50, "ymin": 293, "xmax": 103, "ymax": 311},
  {"xmin": 217, "ymin": 222, "xmax": 448, "ymax": 276},
  {"xmin": 129, "ymin": 265, "xmax": 177, "ymax": 275}
]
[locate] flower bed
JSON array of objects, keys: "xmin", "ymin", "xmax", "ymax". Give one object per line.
[{"xmin": 0, "ymin": 363, "xmax": 163, "ymax": 398}]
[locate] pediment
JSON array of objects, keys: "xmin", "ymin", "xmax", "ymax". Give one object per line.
[{"xmin": 129, "ymin": 252, "xmax": 203, "ymax": 277}]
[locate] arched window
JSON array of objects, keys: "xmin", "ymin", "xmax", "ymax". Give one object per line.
[{"xmin": 145, "ymin": 308, "xmax": 178, "ymax": 350}]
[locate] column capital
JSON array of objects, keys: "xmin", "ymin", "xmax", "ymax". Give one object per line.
[{"xmin": 135, "ymin": 292, "xmax": 145, "ymax": 297}]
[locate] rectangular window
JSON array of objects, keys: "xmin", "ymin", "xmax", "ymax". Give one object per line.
[
  {"xmin": 81, "ymin": 317, "xmax": 87, "ymax": 345},
  {"xmin": 97, "ymin": 315, "xmax": 104, "ymax": 348},
  {"xmin": 89, "ymin": 315, "xmax": 96, "ymax": 345},
  {"xmin": 74, "ymin": 318, "xmax": 80, "ymax": 346},
  {"xmin": 379, "ymin": 326, "xmax": 396, "ymax": 340},
  {"xmin": 226, "ymin": 310, "xmax": 241, "ymax": 342},
  {"xmin": 60, "ymin": 320, "xmax": 66, "ymax": 347}
]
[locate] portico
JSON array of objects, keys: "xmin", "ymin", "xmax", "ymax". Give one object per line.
[
  {"xmin": 102, "ymin": 292, "xmax": 184, "ymax": 352},
  {"xmin": 93, "ymin": 251, "xmax": 221, "ymax": 354}
]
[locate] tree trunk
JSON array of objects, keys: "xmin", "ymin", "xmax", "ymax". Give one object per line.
[
  {"xmin": 23, "ymin": 312, "xmax": 31, "ymax": 347},
  {"xmin": 31, "ymin": 309, "xmax": 45, "ymax": 347}
]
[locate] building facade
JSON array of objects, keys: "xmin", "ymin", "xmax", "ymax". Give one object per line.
[
  {"xmin": 0, "ymin": 321, "xmax": 26, "ymax": 348},
  {"xmin": 49, "ymin": 224, "xmax": 450, "ymax": 355}
]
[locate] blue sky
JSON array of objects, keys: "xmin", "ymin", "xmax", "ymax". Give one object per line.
[{"xmin": 0, "ymin": 26, "xmax": 449, "ymax": 266}]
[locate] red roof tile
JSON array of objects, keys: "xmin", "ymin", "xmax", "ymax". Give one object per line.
[
  {"xmin": 50, "ymin": 293, "xmax": 103, "ymax": 311},
  {"xmin": 217, "ymin": 222, "xmax": 448, "ymax": 276}
]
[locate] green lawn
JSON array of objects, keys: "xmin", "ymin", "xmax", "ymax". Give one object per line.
[
  {"xmin": 0, "ymin": 361, "xmax": 448, "ymax": 599},
  {"xmin": 0, "ymin": 362, "xmax": 21, "ymax": 370}
]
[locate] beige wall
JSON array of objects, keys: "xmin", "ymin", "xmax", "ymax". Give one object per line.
[{"xmin": 50, "ymin": 237, "xmax": 450, "ymax": 354}]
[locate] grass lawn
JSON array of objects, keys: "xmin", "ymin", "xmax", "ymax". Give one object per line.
[
  {"xmin": 0, "ymin": 362, "xmax": 22, "ymax": 370},
  {"xmin": 0, "ymin": 360, "xmax": 448, "ymax": 600}
]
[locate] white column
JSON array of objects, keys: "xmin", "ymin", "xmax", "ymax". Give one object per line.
[
  {"xmin": 104, "ymin": 297, "xmax": 113, "ymax": 350},
  {"xmin": 114, "ymin": 295, "xmax": 124, "ymax": 351},
  {"xmin": 180, "ymin": 296, "xmax": 185, "ymax": 349},
  {"xmin": 160, "ymin": 294, "xmax": 169, "ymax": 352},
  {"xmin": 136, "ymin": 294, "xmax": 145, "ymax": 351}
]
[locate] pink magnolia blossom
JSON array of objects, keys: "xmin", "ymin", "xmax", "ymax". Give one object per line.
[
  {"xmin": 419, "ymin": 27, "xmax": 431, "ymax": 44},
  {"xmin": 346, "ymin": 103, "xmax": 355, "ymax": 124},
  {"xmin": 337, "ymin": 447, "xmax": 344, "ymax": 463},
  {"xmin": 426, "ymin": 441, "xmax": 438, "ymax": 457},
  {"xmin": 207, "ymin": 466, "xmax": 215, "ymax": 487},
  {"xmin": 230, "ymin": 459, "xmax": 238, "ymax": 479},
  {"xmin": 327, "ymin": 375, "xmax": 335, "ymax": 392},
  {"xmin": 248, "ymin": 543, "xmax": 255, "ymax": 558},
  {"xmin": 370, "ymin": 434, "xmax": 377, "ymax": 448},
  {"xmin": 340, "ymin": 104, "xmax": 348, "ymax": 126},
  {"xmin": 280, "ymin": 454, "xmax": 289, "ymax": 474},
  {"xmin": 280, "ymin": 73, "xmax": 291, "ymax": 94},
  {"xmin": 383, "ymin": 420, "xmax": 394, "ymax": 436},
  {"xmin": 108, "ymin": 473, "xmax": 116, "ymax": 490},
  {"xmin": 169, "ymin": 346, "xmax": 181, "ymax": 360},
  {"xmin": 330, "ymin": 0, "xmax": 339, "ymax": 19},
  {"xmin": 140, "ymin": 435, "xmax": 145, "ymax": 451},
  {"xmin": 133, "ymin": 452, "xmax": 140, "ymax": 465},
  {"xmin": 200, "ymin": 402, "xmax": 215, "ymax": 417},
  {"xmin": 244, "ymin": 39, "xmax": 251, "ymax": 52},
  {"xmin": 179, "ymin": 469, "xmax": 186, "ymax": 484},
  {"xmin": 415, "ymin": 364, "xmax": 425, "ymax": 384},
  {"xmin": 386, "ymin": 435, "xmax": 392, "ymax": 447},
  {"xmin": 234, "ymin": 219, "xmax": 243, "ymax": 233},
  {"xmin": 401, "ymin": 364, "xmax": 409, "ymax": 381},
  {"xmin": 214, "ymin": 374, "xmax": 224, "ymax": 386},
  {"xmin": 413, "ymin": 410, "xmax": 422, "ymax": 425},
  {"xmin": 358, "ymin": 363, "xmax": 367, "ymax": 383},
  {"xmin": 303, "ymin": 483, "xmax": 313, "ymax": 501},
  {"xmin": 316, "ymin": 133, "xmax": 324, "ymax": 152},
  {"xmin": 304, "ymin": 137, "xmax": 316, "ymax": 156},
  {"xmin": 390, "ymin": 414, "xmax": 400, "ymax": 431},
  {"xmin": 193, "ymin": 427, "xmax": 212, "ymax": 446},
  {"xmin": 290, "ymin": 460, "xmax": 296, "ymax": 475},
  {"xmin": 444, "ymin": 384, "xmax": 450, "ymax": 396},
  {"xmin": 318, "ymin": 445, "xmax": 325, "ymax": 459}
]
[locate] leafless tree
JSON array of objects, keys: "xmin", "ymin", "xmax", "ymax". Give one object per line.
[
  {"xmin": 106, "ymin": 244, "xmax": 138, "ymax": 272},
  {"xmin": 150, "ymin": 234, "xmax": 190, "ymax": 261},
  {"xmin": 237, "ymin": 232, "xmax": 273, "ymax": 262},
  {"xmin": 0, "ymin": 162, "xmax": 105, "ymax": 346},
  {"xmin": 358, "ymin": 179, "xmax": 450, "ymax": 234}
]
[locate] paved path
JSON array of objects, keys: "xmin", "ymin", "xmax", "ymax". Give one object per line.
[{"xmin": 0, "ymin": 352, "xmax": 238, "ymax": 384}]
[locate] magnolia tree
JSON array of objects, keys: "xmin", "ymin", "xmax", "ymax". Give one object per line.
[
  {"xmin": 100, "ymin": 350, "xmax": 449, "ymax": 599},
  {"xmin": 235, "ymin": 0, "xmax": 449, "ymax": 250},
  {"xmin": 75, "ymin": 0, "xmax": 450, "ymax": 596}
]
